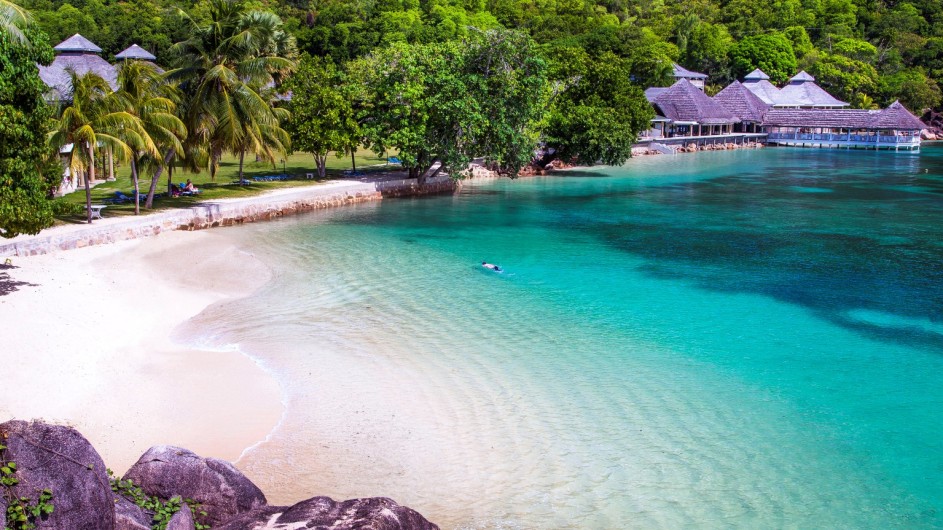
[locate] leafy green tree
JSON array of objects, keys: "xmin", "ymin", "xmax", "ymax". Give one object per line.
[
  {"xmin": 878, "ymin": 68, "xmax": 942, "ymax": 112},
  {"xmin": 286, "ymin": 55, "xmax": 360, "ymax": 178},
  {"xmin": 544, "ymin": 53, "xmax": 653, "ymax": 166},
  {"xmin": 730, "ymin": 33, "xmax": 797, "ymax": 84},
  {"xmin": 48, "ymin": 71, "xmax": 144, "ymax": 223},
  {"xmin": 805, "ymin": 51, "xmax": 878, "ymax": 103},
  {"xmin": 682, "ymin": 21, "xmax": 732, "ymax": 84},
  {"xmin": 0, "ymin": 27, "xmax": 58, "ymax": 238}
]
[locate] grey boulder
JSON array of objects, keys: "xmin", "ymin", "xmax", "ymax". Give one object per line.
[
  {"xmin": 166, "ymin": 503, "xmax": 195, "ymax": 530},
  {"xmin": 114, "ymin": 494, "xmax": 150, "ymax": 530},
  {"xmin": 215, "ymin": 496, "xmax": 440, "ymax": 530},
  {"xmin": 0, "ymin": 420, "xmax": 115, "ymax": 530},
  {"xmin": 122, "ymin": 445, "xmax": 266, "ymax": 526}
]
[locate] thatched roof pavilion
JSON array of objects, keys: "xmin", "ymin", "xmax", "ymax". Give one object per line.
[
  {"xmin": 777, "ymin": 71, "xmax": 848, "ymax": 108},
  {"xmin": 713, "ymin": 81, "xmax": 771, "ymax": 123},
  {"xmin": 763, "ymin": 101, "xmax": 924, "ymax": 131},
  {"xmin": 741, "ymin": 69, "xmax": 784, "ymax": 105},
  {"xmin": 115, "ymin": 44, "xmax": 156, "ymax": 61},
  {"xmin": 672, "ymin": 63, "xmax": 707, "ymax": 90},
  {"xmin": 38, "ymin": 34, "xmax": 117, "ymax": 101},
  {"xmin": 651, "ymin": 79, "xmax": 737, "ymax": 125}
]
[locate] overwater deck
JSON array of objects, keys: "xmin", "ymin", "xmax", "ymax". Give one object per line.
[
  {"xmin": 767, "ymin": 132, "xmax": 921, "ymax": 151},
  {"xmin": 636, "ymin": 133, "xmax": 768, "ymax": 147}
]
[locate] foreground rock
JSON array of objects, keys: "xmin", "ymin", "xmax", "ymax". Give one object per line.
[
  {"xmin": 122, "ymin": 445, "xmax": 266, "ymax": 526},
  {"xmin": 114, "ymin": 494, "xmax": 150, "ymax": 530},
  {"xmin": 215, "ymin": 496, "xmax": 440, "ymax": 530},
  {"xmin": 166, "ymin": 503, "xmax": 195, "ymax": 530},
  {"xmin": 0, "ymin": 420, "xmax": 115, "ymax": 530}
]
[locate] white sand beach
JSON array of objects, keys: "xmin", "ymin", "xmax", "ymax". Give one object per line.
[{"xmin": 0, "ymin": 229, "xmax": 283, "ymax": 475}]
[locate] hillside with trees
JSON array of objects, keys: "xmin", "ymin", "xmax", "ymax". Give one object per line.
[{"xmin": 0, "ymin": 0, "xmax": 942, "ymax": 237}]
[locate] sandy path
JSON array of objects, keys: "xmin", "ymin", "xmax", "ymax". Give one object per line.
[{"xmin": 0, "ymin": 229, "xmax": 283, "ymax": 475}]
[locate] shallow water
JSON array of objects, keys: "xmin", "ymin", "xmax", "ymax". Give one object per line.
[{"xmin": 180, "ymin": 145, "xmax": 943, "ymax": 528}]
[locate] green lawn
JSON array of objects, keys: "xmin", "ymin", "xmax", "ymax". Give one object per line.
[{"xmin": 53, "ymin": 149, "xmax": 398, "ymax": 223}]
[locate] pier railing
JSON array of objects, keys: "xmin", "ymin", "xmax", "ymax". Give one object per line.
[{"xmin": 767, "ymin": 132, "xmax": 920, "ymax": 146}]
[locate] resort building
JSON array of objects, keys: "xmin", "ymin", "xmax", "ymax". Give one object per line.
[
  {"xmin": 671, "ymin": 63, "xmax": 708, "ymax": 91},
  {"xmin": 38, "ymin": 34, "xmax": 117, "ymax": 102},
  {"xmin": 39, "ymin": 36, "xmax": 159, "ymax": 194},
  {"xmin": 764, "ymin": 101, "xmax": 924, "ymax": 150},
  {"xmin": 640, "ymin": 66, "xmax": 925, "ymax": 151},
  {"xmin": 645, "ymin": 79, "xmax": 737, "ymax": 138}
]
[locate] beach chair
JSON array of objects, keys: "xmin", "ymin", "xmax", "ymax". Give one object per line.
[
  {"xmin": 388, "ymin": 156, "xmax": 402, "ymax": 165},
  {"xmin": 107, "ymin": 191, "xmax": 132, "ymax": 204}
]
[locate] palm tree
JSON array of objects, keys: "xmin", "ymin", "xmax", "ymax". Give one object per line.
[
  {"xmin": 169, "ymin": 0, "xmax": 296, "ymax": 181},
  {"xmin": 0, "ymin": 0, "xmax": 31, "ymax": 45},
  {"xmin": 48, "ymin": 71, "xmax": 146, "ymax": 223},
  {"xmin": 114, "ymin": 60, "xmax": 186, "ymax": 213}
]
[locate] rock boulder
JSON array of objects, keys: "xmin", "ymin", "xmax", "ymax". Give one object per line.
[
  {"xmin": 122, "ymin": 445, "xmax": 266, "ymax": 526},
  {"xmin": 215, "ymin": 496, "xmax": 439, "ymax": 530},
  {"xmin": 0, "ymin": 420, "xmax": 115, "ymax": 530},
  {"xmin": 166, "ymin": 503, "xmax": 195, "ymax": 530},
  {"xmin": 114, "ymin": 494, "xmax": 150, "ymax": 530}
]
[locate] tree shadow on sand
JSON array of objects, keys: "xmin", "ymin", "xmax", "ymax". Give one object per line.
[{"xmin": 0, "ymin": 262, "xmax": 37, "ymax": 296}]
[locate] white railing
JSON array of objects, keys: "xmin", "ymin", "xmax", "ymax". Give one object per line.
[{"xmin": 767, "ymin": 132, "xmax": 920, "ymax": 145}]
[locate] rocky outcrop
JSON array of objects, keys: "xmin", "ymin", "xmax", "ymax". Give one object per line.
[
  {"xmin": 122, "ymin": 445, "xmax": 266, "ymax": 527},
  {"xmin": 0, "ymin": 421, "xmax": 438, "ymax": 530},
  {"xmin": 0, "ymin": 420, "xmax": 115, "ymax": 530},
  {"xmin": 114, "ymin": 494, "xmax": 151, "ymax": 530},
  {"xmin": 166, "ymin": 503, "xmax": 195, "ymax": 530},
  {"xmin": 215, "ymin": 496, "xmax": 440, "ymax": 530}
]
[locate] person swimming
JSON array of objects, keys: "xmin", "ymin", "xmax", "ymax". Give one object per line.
[{"xmin": 482, "ymin": 261, "xmax": 502, "ymax": 272}]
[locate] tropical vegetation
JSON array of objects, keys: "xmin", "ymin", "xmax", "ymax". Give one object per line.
[{"xmin": 0, "ymin": 0, "xmax": 941, "ymax": 237}]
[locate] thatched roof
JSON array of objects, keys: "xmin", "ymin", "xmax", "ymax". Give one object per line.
[
  {"xmin": 742, "ymin": 78, "xmax": 784, "ymax": 105},
  {"xmin": 778, "ymin": 71, "xmax": 848, "ymax": 107},
  {"xmin": 763, "ymin": 102, "xmax": 925, "ymax": 130},
  {"xmin": 116, "ymin": 44, "xmax": 156, "ymax": 61},
  {"xmin": 652, "ymin": 79, "xmax": 737, "ymax": 124},
  {"xmin": 744, "ymin": 69, "xmax": 770, "ymax": 81},
  {"xmin": 644, "ymin": 87, "xmax": 668, "ymax": 102},
  {"xmin": 672, "ymin": 63, "xmax": 707, "ymax": 80},
  {"xmin": 713, "ymin": 81, "xmax": 771, "ymax": 122},
  {"xmin": 871, "ymin": 101, "xmax": 926, "ymax": 130},
  {"xmin": 54, "ymin": 34, "xmax": 102, "ymax": 54},
  {"xmin": 39, "ymin": 35, "xmax": 117, "ymax": 101}
]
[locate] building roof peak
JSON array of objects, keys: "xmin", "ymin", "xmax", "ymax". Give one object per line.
[
  {"xmin": 743, "ymin": 68, "xmax": 770, "ymax": 81},
  {"xmin": 115, "ymin": 44, "xmax": 157, "ymax": 61},
  {"xmin": 54, "ymin": 34, "xmax": 102, "ymax": 54},
  {"xmin": 789, "ymin": 71, "xmax": 816, "ymax": 83}
]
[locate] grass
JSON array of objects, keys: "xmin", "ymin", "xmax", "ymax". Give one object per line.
[{"xmin": 53, "ymin": 149, "xmax": 397, "ymax": 223}]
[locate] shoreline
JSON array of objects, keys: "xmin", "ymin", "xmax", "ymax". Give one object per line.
[{"xmin": 0, "ymin": 230, "xmax": 285, "ymax": 476}]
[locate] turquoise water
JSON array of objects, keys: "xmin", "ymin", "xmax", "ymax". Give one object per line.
[{"xmin": 183, "ymin": 145, "xmax": 943, "ymax": 528}]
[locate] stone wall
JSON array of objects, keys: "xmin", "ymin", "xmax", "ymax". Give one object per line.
[{"xmin": 1, "ymin": 176, "xmax": 459, "ymax": 257}]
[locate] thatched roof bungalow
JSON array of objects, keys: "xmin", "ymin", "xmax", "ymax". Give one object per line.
[
  {"xmin": 763, "ymin": 100, "xmax": 924, "ymax": 150},
  {"xmin": 741, "ymin": 69, "xmax": 784, "ymax": 106},
  {"xmin": 713, "ymin": 81, "xmax": 771, "ymax": 132},
  {"xmin": 649, "ymin": 79, "xmax": 738, "ymax": 137},
  {"xmin": 115, "ymin": 44, "xmax": 156, "ymax": 61},
  {"xmin": 38, "ymin": 34, "xmax": 118, "ymax": 102}
]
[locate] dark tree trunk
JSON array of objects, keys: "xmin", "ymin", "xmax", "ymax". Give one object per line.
[
  {"xmin": 167, "ymin": 158, "xmax": 173, "ymax": 194},
  {"xmin": 238, "ymin": 149, "xmax": 245, "ymax": 180},
  {"xmin": 147, "ymin": 150, "xmax": 175, "ymax": 208},
  {"xmin": 315, "ymin": 154, "xmax": 327, "ymax": 179},
  {"xmin": 84, "ymin": 143, "xmax": 94, "ymax": 223},
  {"xmin": 131, "ymin": 157, "xmax": 140, "ymax": 215},
  {"xmin": 350, "ymin": 149, "xmax": 356, "ymax": 173}
]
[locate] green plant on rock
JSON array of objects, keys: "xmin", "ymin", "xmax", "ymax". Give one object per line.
[
  {"xmin": 1, "ymin": 444, "xmax": 55, "ymax": 530},
  {"xmin": 108, "ymin": 469, "xmax": 210, "ymax": 530}
]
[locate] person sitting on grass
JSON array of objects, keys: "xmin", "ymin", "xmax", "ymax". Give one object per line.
[
  {"xmin": 184, "ymin": 179, "xmax": 199, "ymax": 192},
  {"xmin": 170, "ymin": 183, "xmax": 181, "ymax": 197}
]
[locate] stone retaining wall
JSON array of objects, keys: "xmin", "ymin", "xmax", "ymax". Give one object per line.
[{"xmin": 1, "ymin": 176, "xmax": 459, "ymax": 256}]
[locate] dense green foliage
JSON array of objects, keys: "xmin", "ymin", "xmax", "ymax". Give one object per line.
[
  {"xmin": 0, "ymin": 27, "xmax": 58, "ymax": 238},
  {"xmin": 14, "ymin": 0, "xmax": 939, "ymax": 112},
  {"xmin": 286, "ymin": 55, "xmax": 359, "ymax": 178},
  {"xmin": 109, "ymin": 469, "xmax": 209, "ymax": 530}
]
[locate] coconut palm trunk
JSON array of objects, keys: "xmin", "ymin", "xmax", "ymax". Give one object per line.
[
  {"xmin": 238, "ymin": 149, "xmax": 245, "ymax": 180},
  {"xmin": 131, "ymin": 157, "xmax": 140, "ymax": 215},
  {"xmin": 85, "ymin": 142, "xmax": 95, "ymax": 223},
  {"xmin": 146, "ymin": 150, "xmax": 175, "ymax": 208}
]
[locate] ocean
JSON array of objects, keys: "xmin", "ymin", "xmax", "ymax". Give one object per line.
[{"xmin": 178, "ymin": 145, "xmax": 943, "ymax": 528}]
